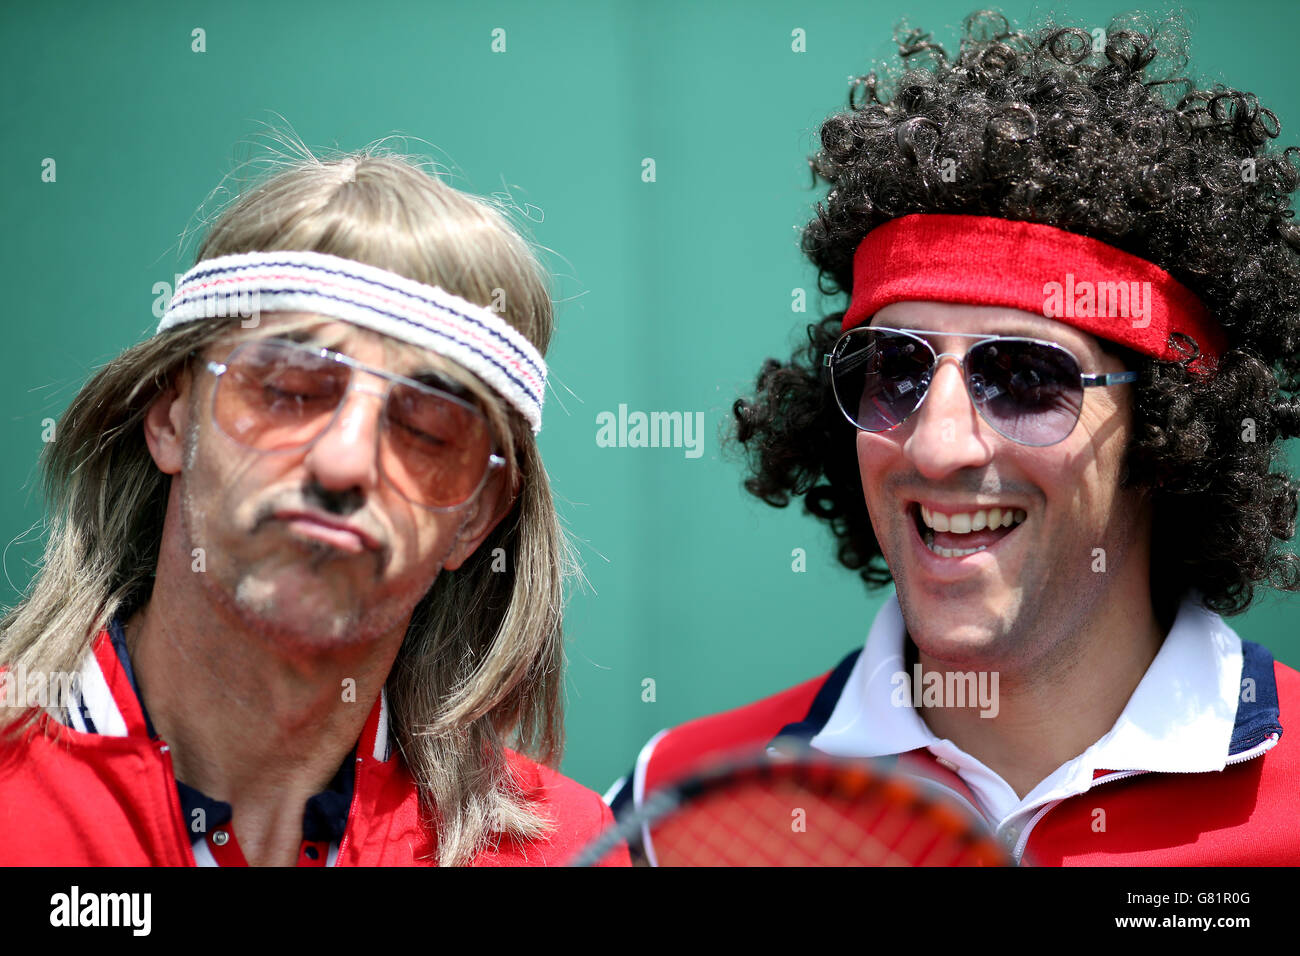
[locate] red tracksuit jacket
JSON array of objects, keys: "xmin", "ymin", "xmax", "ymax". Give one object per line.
[{"xmin": 0, "ymin": 630, "xmax": 628, "ymax": 866}]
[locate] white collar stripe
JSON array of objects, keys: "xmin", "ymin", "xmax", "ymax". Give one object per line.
[
  {"xmin": 372, "ymin": 687, "xmax": 390, "ymax": 762},
  {"xmin": 73, "ymin": 645, "xmax": 129, "ymax": 738},
  {"xmin": 190, "ymin": 838, "xmax": 219, "ymax": 867}
]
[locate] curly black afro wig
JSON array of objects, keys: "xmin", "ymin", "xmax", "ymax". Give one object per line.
[{"xmin": 733, "ymin": 9, "xmax": 1300, "ymax": 618}]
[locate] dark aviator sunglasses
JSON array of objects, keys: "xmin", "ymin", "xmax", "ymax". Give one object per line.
[{"xmin": 823, "ymin": 326, "xmax": 1138, "ymax": 447}]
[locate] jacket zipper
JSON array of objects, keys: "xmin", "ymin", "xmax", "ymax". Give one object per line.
[
  {"xmin": 155, "ymin": 740, "xmax": 201, "ymax": 866},
  {"xmin": 332, "ymin": 754, "xmax": 364, "ymax": 865},
  {"xmin": 1012, "ymin": 732, "xmax": 1281, "ymax": 862}
]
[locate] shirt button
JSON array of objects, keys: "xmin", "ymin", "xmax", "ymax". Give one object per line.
[
  {"xmin": 1001, "ymin": 826, "xmax": 1019, "ymax": 848},
  {"xmin": 212, "ymin": 830, "xmax": 229, "ymax": 846}
]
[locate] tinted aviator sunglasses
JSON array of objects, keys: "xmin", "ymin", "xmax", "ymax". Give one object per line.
[
  {"xmin": 204, "ymin": 338, "xmax": 505, "ymax": 510},
  {"xmin": 823, "ymin": 326, "xmax": 1139, "ymax": 446}
]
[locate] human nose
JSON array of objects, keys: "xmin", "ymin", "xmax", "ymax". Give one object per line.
[
  {"xmin": 900, "ymin": 354, "xmax": 994, "ymax": 478},
  {"xmin": 301, "ymin": 377, "xmax": 386, "ymax": 494}
]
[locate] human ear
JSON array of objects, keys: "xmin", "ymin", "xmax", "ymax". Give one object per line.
[{"xmin": 142, "ymin": 366, "xmax": 194, "ymax": 476}]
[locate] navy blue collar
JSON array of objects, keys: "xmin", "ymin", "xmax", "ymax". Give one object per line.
[
  {"xmin": 771, "ymin": 648, "xmax": 861, "ymax": 747},
  {"xmin": 1231, "ymin": 639, "xmax": 1284, "ymax": 755}
]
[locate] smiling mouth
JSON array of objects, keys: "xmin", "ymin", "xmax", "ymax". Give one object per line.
[{"xmin": 909, "ymin": 502, "xmax": 1027, "ymax": 558}]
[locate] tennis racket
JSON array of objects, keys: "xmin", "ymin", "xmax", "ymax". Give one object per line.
[{"xmin": 574, "ymin": 743, "xmax": 1012, "ymax": 867}]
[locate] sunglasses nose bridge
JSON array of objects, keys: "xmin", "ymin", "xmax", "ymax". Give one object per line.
[
  {"xmin": 303, "ymin": 372, "xmax": 388, "ymax": 445},
  {"xmin": 916, "ymin": 351, "xmax": 972, "ymax": 405},
  {"xmin": 239, "ymin": 362, "xmax": 380, "ymax": 478},
  {"xmin": 929, "ymin": 351, "xmax": 966, "ymax": 372},
  {"xmin": 342, "ymin": 360, "xmax": 396, "ymax": 399},
  {"xmin": 342, "ymin": 382, "xmax": 391, "ymax": 411},
  {"xmin": 919, "ymin": 349, "xmax": 1018, "ymax": 441},
  {"xmin": 891, "ymin": 350, "xmax": 997, "ymax": 479}
]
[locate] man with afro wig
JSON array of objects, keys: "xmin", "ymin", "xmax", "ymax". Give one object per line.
[{"xmin": 607, "ymin": 10, "xmax": 1300, "ymax": 866}]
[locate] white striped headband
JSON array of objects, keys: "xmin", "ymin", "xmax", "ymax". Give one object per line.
[{"xmin": 157, "ymin": 250, "xmax": 548, "ymax": 434}]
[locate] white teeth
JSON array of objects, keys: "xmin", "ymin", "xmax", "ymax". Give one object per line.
[
  {"xmin": 921, "ymin": 530, "xmax": 987, "ymax": 558},
  {"xmin": 918, "ymin": 505, "xmax": 1027, "ymax": 534}
]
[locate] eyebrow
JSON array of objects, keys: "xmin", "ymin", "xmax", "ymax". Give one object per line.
[
  {"xmin": 407, "ymin": 368, "xmax": 471, "ymax": 398},
  {"xmin": 276, "ymin": 327, "xmax": 350, "ymax": 350}
]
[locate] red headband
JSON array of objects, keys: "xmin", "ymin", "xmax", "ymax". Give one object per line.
[{"xmin": 842, "ymin": 213, "xmax": 1225, "ymax": 377}]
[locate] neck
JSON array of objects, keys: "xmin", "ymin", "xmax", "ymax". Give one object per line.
[
  {"xmin": 912, "ymin": 584, "xmax": 1168, "ymax": 801},
  {"xmin": 125, "ymin": 529, "xmax": 404, "ymax": 867}
]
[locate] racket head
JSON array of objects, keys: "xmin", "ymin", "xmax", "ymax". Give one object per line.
[{"xmin": 575, "ymin": 743, "xmax": 1012, "ymax": 867}]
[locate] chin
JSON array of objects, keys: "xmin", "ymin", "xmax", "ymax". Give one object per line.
[
  {"xmin": 228, "ymin": 576, "xmax": 372, "ymax": 649},
  {"xmin": 912, "ymin": 626, "xmax": 1005, "ymax": 664},
  {"xmin": 899, "ymin": 593, "xmax": 1010, "ymax": 665}
]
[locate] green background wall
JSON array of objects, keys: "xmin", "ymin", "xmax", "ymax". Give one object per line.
[{"xmin": 3, "ymin": 0, "xmax": 1298, "ymax": 796}]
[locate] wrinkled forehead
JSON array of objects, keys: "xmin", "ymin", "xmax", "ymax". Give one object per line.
[{"xmin": 869, "ymin": 301, "xmax": 1105, "ymax": 359}]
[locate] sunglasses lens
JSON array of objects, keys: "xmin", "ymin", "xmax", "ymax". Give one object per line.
[
  {"xmin": 830, "ymin": 329, "xmax": 931, "ymax": 431},
  {"xmin": 966, "ymin": 340, "xmax": 1084, "ymax": 445},
  {"xmin": 215, "ymin": 342, "xmax": 349, "ymax": 450},
  {"xmin": 382, "ymin": 383, "xmax": 493, "ymax": 509}
]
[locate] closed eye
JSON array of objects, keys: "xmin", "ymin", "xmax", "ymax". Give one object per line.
[{"xmin": 391, "ymin": 417, "xmax": 448, "ymax": 448}]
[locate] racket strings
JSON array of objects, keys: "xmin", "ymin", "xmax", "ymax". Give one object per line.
[{"xmin": 649, "ymin": 768, "xmax": 1006, "ymax": 866}]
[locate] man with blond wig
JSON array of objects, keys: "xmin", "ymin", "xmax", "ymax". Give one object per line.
[{"xmin": 0, "ymin": 147, "xmax": 627, "ymax": 867}]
